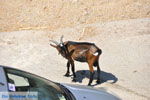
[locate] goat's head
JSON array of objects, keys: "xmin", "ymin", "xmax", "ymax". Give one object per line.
[{"xmin": 50, "ymin": 36, "xmax": 67, "ymax": 56}]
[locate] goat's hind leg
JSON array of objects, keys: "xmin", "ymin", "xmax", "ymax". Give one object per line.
[
  {"xmin": 88, "ymin": 63, "xmax": 95, "ymax": 86},
  {"xmin": 88, "ymin": 71, "xmax": 95, "ymax": 86},
  {"xmin": 94, "ymin": 60, "xmax": 101, "ymax": 84},
  {"xmin": 64, "ymin": 61, "xmax": 70, "ymax": 77},
  {"xmin": 96, "ymin": 61, "xmax": 101, "ymax": 84}
]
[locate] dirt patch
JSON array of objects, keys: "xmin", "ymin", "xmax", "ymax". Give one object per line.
[
  {"xmin": 0, "ymin": 18, "xmax": 150, "ymax": 100},
  {"xmin": 0, "ymin": 0, "xmax": 150, "ymax": 32}
]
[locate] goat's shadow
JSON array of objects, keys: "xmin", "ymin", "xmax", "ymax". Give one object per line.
[{"xmin": 73, "ymin": 70, "xmax": 118, "ymax": 86}]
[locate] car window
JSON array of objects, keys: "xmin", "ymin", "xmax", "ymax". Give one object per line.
[
  {"xmin": 4, "ymin": 68, "xmax": 67, "ymax": 100},
  {"xmin": 5, "ymin": 72, "xmax": 30, "ymax": 92},
  {"xmin": 7, "ymin": 73, "xmax": 29, "ymax": 87}
]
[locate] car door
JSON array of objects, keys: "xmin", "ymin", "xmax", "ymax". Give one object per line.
[
  {"xmin": 3, "ymin": 67, "xmax": 67, "ymax": 100},
  {"xmin": 0, "ymin": 67, "xmax": 8, "ymax": 91}
]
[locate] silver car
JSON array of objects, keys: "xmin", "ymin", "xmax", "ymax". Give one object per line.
[{"xmin": 0, "ymin": 65, "xmax": 120, "ymax": 100}]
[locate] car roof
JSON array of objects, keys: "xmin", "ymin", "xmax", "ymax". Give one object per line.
[
  {"xmin": 0, "ymin": 65, "xmax": 24, "ymax": 72},
  {"xmin": 0, "ymin": 65, "xmax": 54, "ymax": 83},
  {"xmin": 0, "ymin": 65, "xmax": 16, "ymax": 68}
]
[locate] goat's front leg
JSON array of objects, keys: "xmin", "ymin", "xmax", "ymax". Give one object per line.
[
  {"xmin": 64, "ymin": 61, "xmax": 70, "ymax": 77},
  {"xmin": 70, "ymin": 60, "xmax": 77, "ymax": 82}
]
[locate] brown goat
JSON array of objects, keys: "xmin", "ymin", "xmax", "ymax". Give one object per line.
[{"xmin": 50, "ymin": 36, "xmax": 102, "ymax": 85}]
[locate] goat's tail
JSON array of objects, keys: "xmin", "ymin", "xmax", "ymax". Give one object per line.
[
  {"xmin": 97, "ymin": 48, "xmax": 102, "ymax": 55},
  {"xmin": 93, "ymin": 49, "xmax": 102, "ymax": 67}
]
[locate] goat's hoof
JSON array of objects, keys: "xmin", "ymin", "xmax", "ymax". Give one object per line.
[
  {"xmin": 88, "ymin": 83, "xmax": 91, "ymax": 86},
  {"xmin": 96, "ymin": 80, "xmax": 101, "ymax": 84},
  {"xmin": 64, "ymin": 73, "xmax": 70, "ymax": 77},
  {"xmin": 72, "ymin": 78, "xmax": 77, "ymax": 82}
]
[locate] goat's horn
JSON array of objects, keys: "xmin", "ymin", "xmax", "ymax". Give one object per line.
[
  {"xmin": 50, "ymin": 40, "xmax": 59, "ymax": 45},
  {"xmin": 60, "ymin": 35, "xmax": 64, "ymax": 43}
]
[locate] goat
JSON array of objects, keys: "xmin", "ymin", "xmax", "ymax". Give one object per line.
[{"xmin": 50, "ymin": 36, "xmax": 102, "ymax": 86}]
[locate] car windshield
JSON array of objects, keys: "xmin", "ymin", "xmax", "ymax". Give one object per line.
[{"xmin": 4, "ymin": 68, "xmax": 68, "ymax": 100}]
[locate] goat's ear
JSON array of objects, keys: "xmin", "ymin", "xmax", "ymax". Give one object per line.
[{"xmin": 50, "ymin": 44, "xmax": 57, "ymax": 48}]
